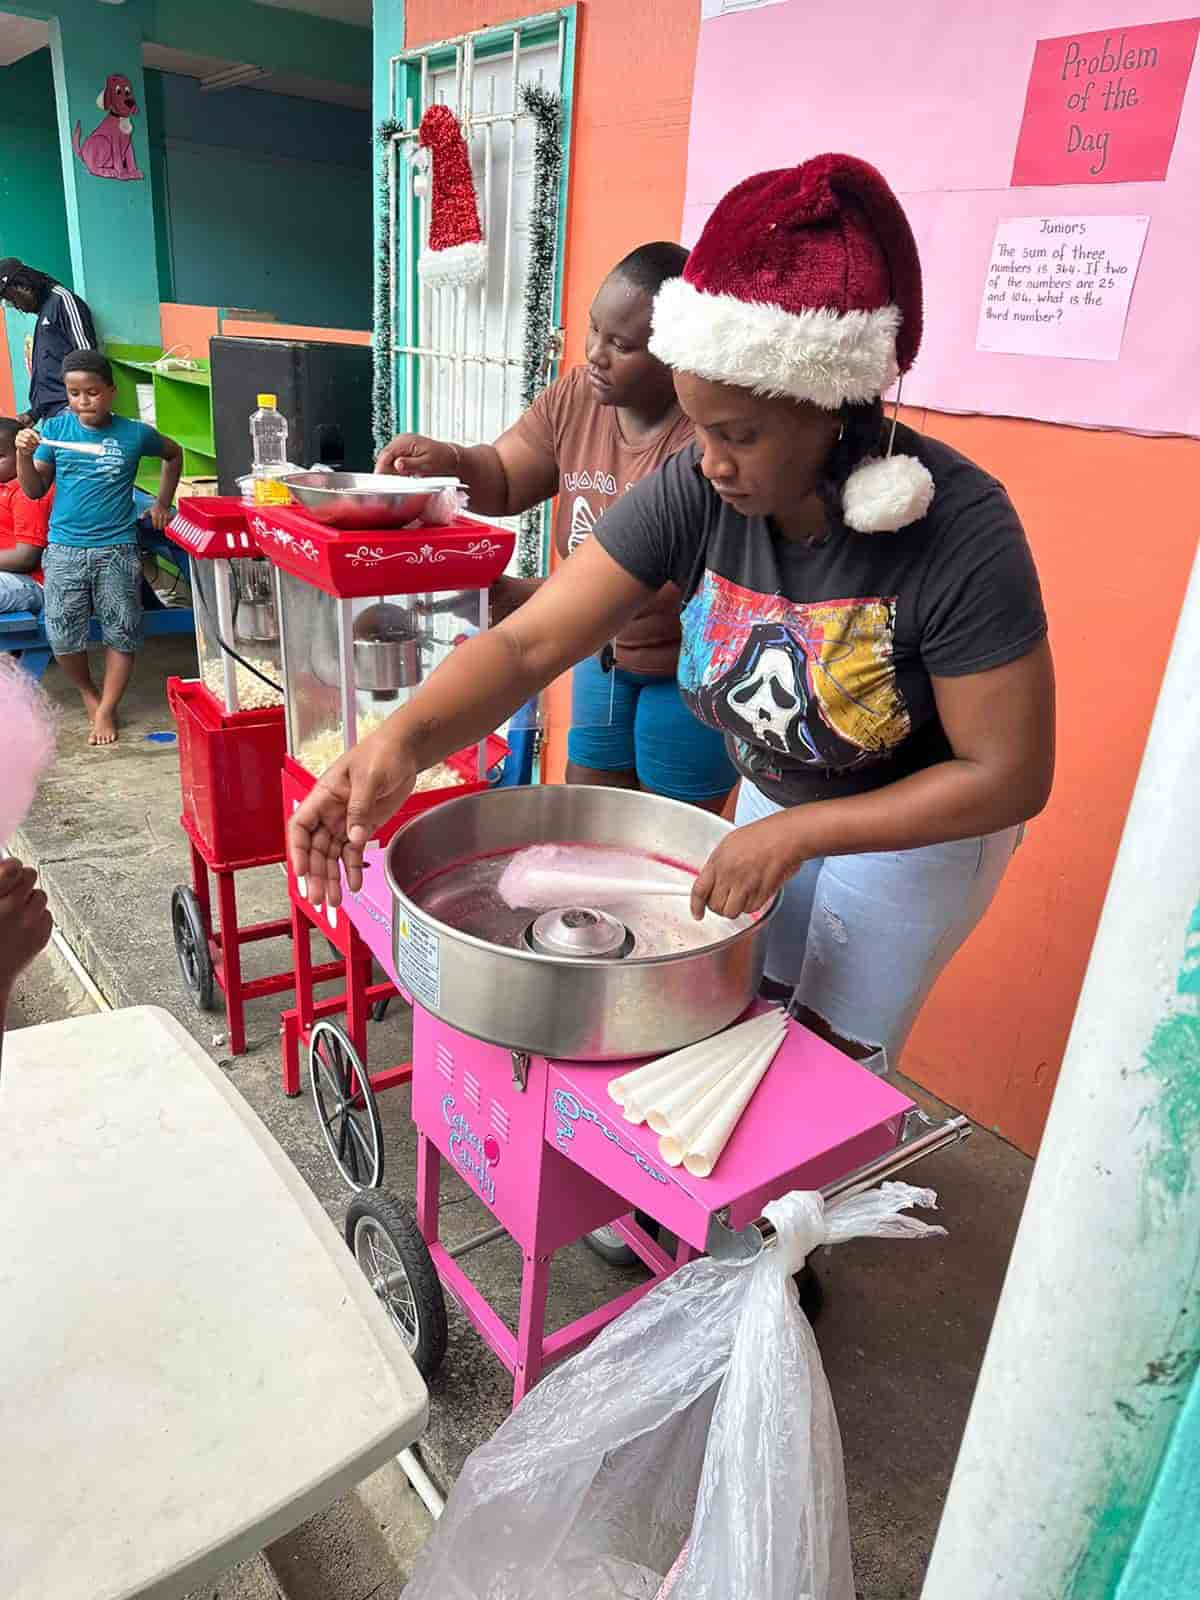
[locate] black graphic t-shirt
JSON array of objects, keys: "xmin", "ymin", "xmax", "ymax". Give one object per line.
[{"xmin": 593, "ymin": 424, "xmax": 1047, "ymax": 806}]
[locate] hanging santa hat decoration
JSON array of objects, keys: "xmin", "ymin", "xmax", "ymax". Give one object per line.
[
  {"xmin": 650, "ymin": 154, "xmax": 935, "ymax": 533},
  {"xmin": 417, "ymin": 104, "xmax": 486, "ymax": 291}
]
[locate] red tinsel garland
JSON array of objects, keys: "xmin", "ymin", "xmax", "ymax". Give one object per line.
[{"xmin": 419, "ymin": 104, "xmax": 483, "ymax": 251}]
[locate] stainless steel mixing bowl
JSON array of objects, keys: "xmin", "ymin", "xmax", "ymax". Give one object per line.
[
  {"xmin": 282, "ymin": 472, "xmax": 459, "ymax": 530},
  {"xmin": 385, "ymin": 785, "xmax": 778, "ymax": 1060}
]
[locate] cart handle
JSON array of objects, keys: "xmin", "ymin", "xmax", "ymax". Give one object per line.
[{"xmin": 706, "ymin": 1111, "xmax": 972, "ymax": 1262}]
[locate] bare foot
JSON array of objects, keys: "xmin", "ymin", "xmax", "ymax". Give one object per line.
[{"xmin": 89, "ymin": 707, "xmax": 119, "ymax": 746}]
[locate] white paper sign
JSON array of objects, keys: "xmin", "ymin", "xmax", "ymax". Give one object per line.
[
  {"xmin": 701, "ymin": 0, "xmax": 790, "ymax": 18},
  {"xmin": 976, "ymin": 215, "xmax": 1150, "ymax": 361}
]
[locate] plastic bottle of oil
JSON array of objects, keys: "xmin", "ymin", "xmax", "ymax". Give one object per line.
[{"xmin": 250, "ymin": 394, "xmax": 291, "ymax": 506}]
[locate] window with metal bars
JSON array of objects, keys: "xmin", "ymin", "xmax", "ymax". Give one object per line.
[{"xmin": 384, "ymin": 10, "xmax": 576, "ymax": 572}]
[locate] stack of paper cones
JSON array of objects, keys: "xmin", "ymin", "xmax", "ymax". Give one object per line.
[{"xmin": 608, "ymin": 1008, "xmax": 787, "ymax": 1178}]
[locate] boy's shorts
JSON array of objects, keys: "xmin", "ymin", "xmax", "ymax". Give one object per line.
[{"xmin": 42, "ymin": 543, "xmax": 143, "ymax": 657}]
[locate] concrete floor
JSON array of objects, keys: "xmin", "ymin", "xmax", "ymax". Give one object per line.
[{"xmin": 12, "ymin": 637, "xmax": 1035, "ymax": 1600}]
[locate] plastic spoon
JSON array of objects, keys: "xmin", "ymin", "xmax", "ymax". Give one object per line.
[{"xmin": 37, "ymin": 438, "xmax": 105, "ymax": 457}]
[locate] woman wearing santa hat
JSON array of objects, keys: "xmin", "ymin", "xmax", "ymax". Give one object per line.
[{"xmin": 292, "ymin": 154, "xmax": 1053, "ymax": 1075}]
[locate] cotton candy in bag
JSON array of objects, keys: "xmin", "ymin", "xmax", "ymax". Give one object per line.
[
  {"xmin": 401, "ymin": 1182, "xmax": 944, "ymax": 1600},
  {"xmin": 0, "ymin": 657, "xmax": 55, "ymax": 849}
]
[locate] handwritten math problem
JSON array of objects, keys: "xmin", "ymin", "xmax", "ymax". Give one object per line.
[{"xmin": 976, "ymin": 215, "xmax": 1149, "ymax": 361}]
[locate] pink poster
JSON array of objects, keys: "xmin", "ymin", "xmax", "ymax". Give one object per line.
[
  {"xmin": 1011, "ymin": 19, "xmax": 1200, "ymax": 186},
  {"xmin": 682, "ymin": 0, "xmax": 1200, "ymax": 435}
]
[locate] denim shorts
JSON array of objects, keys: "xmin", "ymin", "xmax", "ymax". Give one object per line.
[
  {"xmin": 568, "ymin": 652, "xmax": 736, "ymax": 803},
  {"xmin": 42, "ymin": 543, "xmax": 143, "ymax": 656},
  {"xmin": 736, "ymin": 779, "xmax": 1022, "ymax": 1072},
  {"xmin": 0, "ymin": 572, "xmax": 42, "ymax": 615}
]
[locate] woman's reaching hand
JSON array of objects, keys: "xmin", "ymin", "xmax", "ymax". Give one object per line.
[{"xmin": 289, "ymin": 732, "xmax": 417, "ymax": 908}]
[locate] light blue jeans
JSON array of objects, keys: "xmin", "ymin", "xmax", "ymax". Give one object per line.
[
  {"xmin": 0, "ymin": 571, "xmax": 42, "ymax": 614},
  {"xmin": 736, "ymin": 780, "xmax": 1021, "ymax": 1073}
]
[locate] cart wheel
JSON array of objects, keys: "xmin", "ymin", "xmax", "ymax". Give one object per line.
[
  {"xmin": 309, "ymin": 1019, "xmax": 385, "ymax": 1191},
  {"xmin": 171, "ymin": 885, "xmax": 215, "ymax": 1012},
  {"xmin": 346, "ymin": 1191, "xmax": 448, "ymax": 1379}
]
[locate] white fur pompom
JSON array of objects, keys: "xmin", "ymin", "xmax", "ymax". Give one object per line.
[
  {"xmin": 418, "ymin": 240, "xmax": 486, "ymax": 290},
  {"xmin": 841, "ymin": 454, "xmax": 935, "ymax": 534}
]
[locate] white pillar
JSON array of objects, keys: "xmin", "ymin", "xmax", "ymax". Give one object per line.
[{"xmin": 921, "ymin": 548, "xmax": 1200, "ymax": 1599}]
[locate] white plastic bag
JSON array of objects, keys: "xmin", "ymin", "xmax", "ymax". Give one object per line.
[
  {"xmin": 412, "ymin": 484, "xmax": 468, "ymax": 526},
  {"xmin": 402, "ymin": 1182, "xmax": 945, "ymax": 1600}
]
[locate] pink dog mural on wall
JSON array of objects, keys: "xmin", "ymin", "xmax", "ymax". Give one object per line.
[{"xmin": 73, "ymin": 73, "xmax": 144, "ymax": 182}]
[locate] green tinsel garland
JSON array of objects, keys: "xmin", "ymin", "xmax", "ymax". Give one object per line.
[
  {"xmin": 373, "ymin": 117, "xmax": 404, "ymax": 454},
  {"xmin": 371, "ymin": 94, "xmax": 563, "ymax": 577},
  {"xmin": 517, "ymin": 83, "xmax": 564, "ymax": 578}
]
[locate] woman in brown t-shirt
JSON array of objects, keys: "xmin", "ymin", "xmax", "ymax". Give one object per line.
[{"xmin": 375, "ymin": 243, "xmax": 736, "ymax": 813}]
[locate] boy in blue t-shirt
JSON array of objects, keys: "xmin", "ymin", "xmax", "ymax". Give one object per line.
[{"xmin": 15, "ymin": 350, "xmax": 182, "ymax": 745}]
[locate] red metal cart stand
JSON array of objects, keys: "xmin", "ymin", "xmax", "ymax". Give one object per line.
[
  {"xmin": 248, "ymin": 500, "xmax": 515, "ymax": 1102},
  {"xmin": 164, "ymin": 499, "xmax": 328, "ymax": 1054}
]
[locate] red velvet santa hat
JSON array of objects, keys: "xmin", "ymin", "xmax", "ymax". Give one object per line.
[
  {"xmin": 417, "ymin": 104, "xmax": 486, "ymax": 290},
  {"xmin": 650, "ymin": 154, "xmax": 934, "ymax": 533}
]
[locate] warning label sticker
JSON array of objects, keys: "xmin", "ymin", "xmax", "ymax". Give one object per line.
[{"xmin": 396, "ymin": 911, "xmax": 441, "ymax": 1011}]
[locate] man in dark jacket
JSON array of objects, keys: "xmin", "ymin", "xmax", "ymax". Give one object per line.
[{"xmin": 0, "ymin": 259, "xmax": 98, "ymax": 424}]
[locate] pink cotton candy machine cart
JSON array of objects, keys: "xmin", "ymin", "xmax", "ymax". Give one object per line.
[
  {"xmin": 163, "ymin": 497, "xmax": 304, "ymax": 1056},
  {"xmin": 248, "ymin": 497, "xmax": 514, "ymax": 1106},
  {"xmin": 321, "ymin": 784, "xmax": 971, "ymax": 1405}
]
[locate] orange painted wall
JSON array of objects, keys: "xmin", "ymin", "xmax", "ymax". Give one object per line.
[
  {"xmin": 901, "ymin": 412, "xmax": 1198, "ymax": 1151},
  {"xmin": 160, "ymin": 303, "xmax": 220, "ymax": 358},
  {"xmin": 398, "ymin": 0, "xmax": 1197, "ymax": 1154},
  {"xmin": 0, "ymin": 333, "xmax": 15, "ymax": 417},
  {"xmin": 220, "ymin": 319, "xmax": 372, "ymax": 348},
  {"xmin": 161, "ymin": 303, "xmax": 372, "ymax": 356}
]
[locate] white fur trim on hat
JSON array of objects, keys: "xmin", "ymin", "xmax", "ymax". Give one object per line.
[
  {"xmin": 650, "ymin": 275, "xmax": 901, "ymax": 410},
  {"xmin": 842, "ymin": 454, "xmax": 935, "ymax": 533},
  {"xmin": 419, "ymin": 239, "xmax": 486, "ymax": 290}
]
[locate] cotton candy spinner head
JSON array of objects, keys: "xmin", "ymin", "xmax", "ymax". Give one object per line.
[{"xmin": 0, "ymin": 658, "xmax": 55, "ymax": 848}]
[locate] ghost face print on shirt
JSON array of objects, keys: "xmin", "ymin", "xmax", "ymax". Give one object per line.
[{"xmin": 678, "ymin": 571, "xmax": 911, "ymax": 782}]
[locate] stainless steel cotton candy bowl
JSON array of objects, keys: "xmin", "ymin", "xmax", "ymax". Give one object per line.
[{"xmin": 385, "ymin": 785, "xmax": 778, "ymax": 1060}]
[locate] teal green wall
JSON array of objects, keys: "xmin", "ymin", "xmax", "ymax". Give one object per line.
[
  {"xmin": 144, "ymin": 71, "xmax": 372, "ymax": 329},
  {"xmin": 49, "ymin": 6, "xmax": 161, "ymax": 345},
  {"xmin": 2, "ymin": 0, "xmax": 371, "ymax": 92},
  {"xmin": 0, "ymin": 49, "xmax": 372, "ymax": 409},
  {"xmin": 1114, "ymin": 1368, "xmax": 1200, "ymax": 1598},
  {"xmin": 0, "ymin": 50, "xmax": 72, "ymax": 414},
  {"xmin": 0, "ymin": 0, "xmax": 372, "ymax": 409}
]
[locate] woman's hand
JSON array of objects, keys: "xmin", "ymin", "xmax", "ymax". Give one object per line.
[
  {"xmin": 289, "ymin": 731, "xmax": 417, "ymax": 908},
  {"xmin": 375, "ymin": 433, "xmax": 459, "ymax": 478},
  {"xmin": 0, "ymin": 858, "xmax": 53, "ymax": 997},
  {"xmin": 490, "ymin": 573, "xmax": 543, "ymax": 624},
  {"xmin": 690, "ymin": 812, "xmax": 807, "ymax": 922}
]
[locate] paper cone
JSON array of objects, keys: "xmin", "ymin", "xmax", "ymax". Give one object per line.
[
  {"xmin": 657, "ymin": 1021, "xmax": 784, "ymax": 1162},
  {"xmin": 608, "ymin": 1007, "xmax": 783, "ymax": 1107},
  {"xmin": 610, "ymin": 1032, "xmax": 729, "ymax": 1108},
  {"xmin": 679, "ymin": 1030, "xmax": 786, "ymax": 1178},
  {"xmin": 644, "ymin": 1050, "xmax": 748, "ymax": 1135},
  {"xmin": 616, "ymin": 1032, "xmax": 751, "ymax": 1121}
]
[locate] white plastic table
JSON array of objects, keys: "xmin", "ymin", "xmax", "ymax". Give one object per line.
[{"xmin": 0, "ymin": 1006, "xmax": 428, "ymax": 1600}]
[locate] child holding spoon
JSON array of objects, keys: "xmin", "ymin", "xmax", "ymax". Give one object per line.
[{"xmin": 16, "ymin": 350, "xmax": 182, "ymax": 745}]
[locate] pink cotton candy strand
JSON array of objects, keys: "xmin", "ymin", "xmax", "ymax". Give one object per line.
[
  {"xmin": 0, "ymin": 658, "xmax": 56, "ymax": 848},
  {"xmin": 497, "ymin": 843, "xmax": 692, "ymax": 911}
]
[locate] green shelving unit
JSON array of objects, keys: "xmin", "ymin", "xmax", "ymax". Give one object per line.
[{"xmin": 107, "ymin": 344, "xmax": 217, "ymax": 494}]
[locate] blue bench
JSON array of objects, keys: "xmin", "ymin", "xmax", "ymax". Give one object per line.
[
  {"xmin": 0, "ymin": 602, "xmax": 195, "ymax": 680},
  {"xmin": 1, "ymin": 509, "xmax": 195, "ymax": 679}
]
